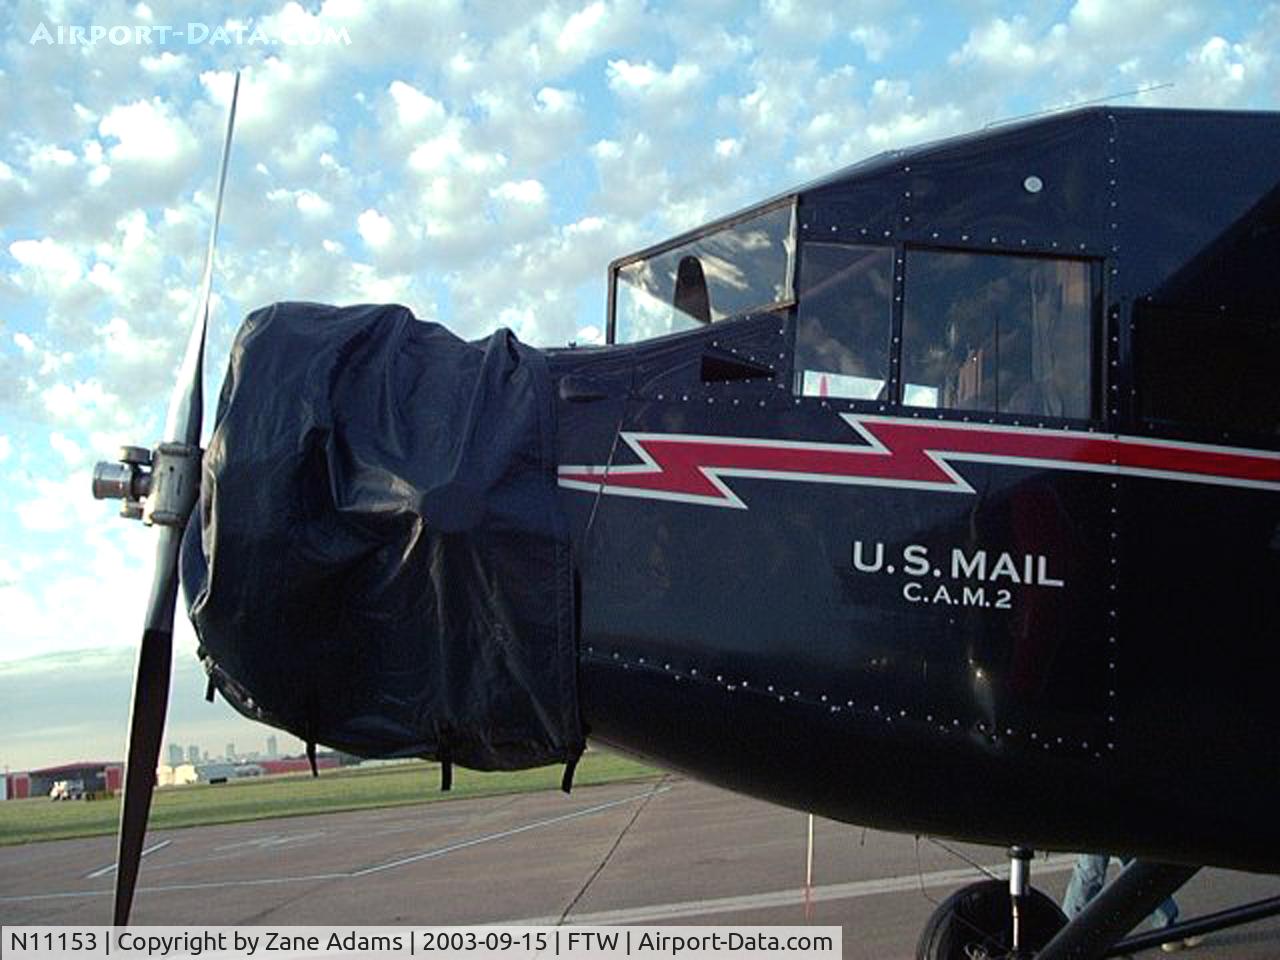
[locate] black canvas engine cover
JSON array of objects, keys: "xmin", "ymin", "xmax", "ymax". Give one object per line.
[{"xmin": 180, "ymin": 302, "xmax": 582, "ymax": 772}]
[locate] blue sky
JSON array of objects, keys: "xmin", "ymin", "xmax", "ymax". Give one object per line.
[{"xmin": 0, "ymin": 0, "xmax": 1276, "ymax": 772}]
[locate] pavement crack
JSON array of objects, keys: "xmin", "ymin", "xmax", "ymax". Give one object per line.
[{"xmin": 556, "ymin": 774, "xmax": 669, "ymax": 925}]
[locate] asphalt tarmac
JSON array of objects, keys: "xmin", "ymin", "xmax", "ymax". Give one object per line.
[{"xmin": 2, "ymin": 775, "xmax": 1278, "ymax": 959}]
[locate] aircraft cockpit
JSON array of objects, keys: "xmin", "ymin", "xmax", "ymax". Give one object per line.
[
  {"xmin": 609, "ymin": 199, "xmax": 796, "ymax": 344},
  {"xmin": 607, "ymin": 191, "xmax": 1098, "ymax": 422}
]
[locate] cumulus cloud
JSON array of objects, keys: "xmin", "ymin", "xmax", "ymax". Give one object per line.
[
  {"xmin": 389, "ymin": 79, "xmax": 446, "ymax": 130},
  {"xmin": 98, "ymin": 97, "xmax": 197, "ymax": 167},
  {"xmin": 357, "ymin": 208, "xmax": 395, "ymax": 250},
  {"xmin": 606, "ymin": 58, "xmax": 704, "ymax": 104},
  {"xmin": 9, "ymin": 238, "xmax": 83, "ymax": 288}
]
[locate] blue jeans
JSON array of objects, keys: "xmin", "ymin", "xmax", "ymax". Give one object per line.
[{"xmin": 1062, "ymin": 854, "xmax": 1179, "ymax": 929}]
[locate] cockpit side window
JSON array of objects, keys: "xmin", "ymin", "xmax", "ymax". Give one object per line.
[
  {"xmin": 612, "ymin": 202, "xmax": 795, "ymax": 344},
  {"xmin": 793, "ymin": 244, "xmax": 893, "ymax": 400},
  {"xmin": 901, "ymin": 251, "xmax": 1094, "ymax": 419}
]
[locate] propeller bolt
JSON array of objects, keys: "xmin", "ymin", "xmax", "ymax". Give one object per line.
[{"xmin": 92, "ymin": 460, "xmax": 150, "ymax": 505}]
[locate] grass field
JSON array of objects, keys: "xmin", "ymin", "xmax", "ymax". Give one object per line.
[{"xmin": 0, "ymin": 751, "xmax": 660, "ymax": 846}]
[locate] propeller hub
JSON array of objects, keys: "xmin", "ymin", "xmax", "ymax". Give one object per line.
[{"xmin": 92, "ymin": 442, "xmax": 201, "ymax": 527}]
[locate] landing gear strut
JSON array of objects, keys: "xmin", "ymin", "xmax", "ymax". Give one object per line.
[{"xmin": 917, "ymin": 847, "xmax": 1066, "ymax": 960}]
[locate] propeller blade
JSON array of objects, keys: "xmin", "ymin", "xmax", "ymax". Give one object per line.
[
  {"xmin": 164, "ymin": 70, "xmax": 240, "ymax": 448},
  {"xmin": 113, "ymin": 528, "xmax": 180, "ymax": 925},
  {"xmin": 113, "ymin": 72, "xmax": 240, "ymax": 926}
]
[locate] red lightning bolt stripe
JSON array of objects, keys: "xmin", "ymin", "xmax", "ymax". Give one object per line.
[{"xmin": 556, "ymin": 415, "xmax": 1280, "ymax": 509}]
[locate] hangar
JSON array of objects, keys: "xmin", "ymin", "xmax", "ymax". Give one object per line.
[{"xmin": 15, "ymin": 762, "xmax": 123, "ymax": 800}]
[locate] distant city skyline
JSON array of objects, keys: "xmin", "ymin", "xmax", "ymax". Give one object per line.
[
  {"xmin": 161, "ymin": 734, "xmax": 289, "ymax": 770},
  {"xmin": 0, "ymin": 645, "xmax": 305, "ymax": 771}
]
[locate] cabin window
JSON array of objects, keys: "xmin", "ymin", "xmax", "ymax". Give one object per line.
[
  {"xmin": 612, "ymin": 202, "xmax": 795, "ymax": 343},
  {"xmin": 794, "ymin": 244, "xmax": 893, "ymax": 399},
  {"xmin": 901, "ymin": 251, "xmax": 1093, "ymax": 418},
  {"xmin": 1137, "ymin": 305, "xmax": 1280, "ymax": 436}
]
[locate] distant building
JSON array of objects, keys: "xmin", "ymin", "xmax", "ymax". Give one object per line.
[
  {"xmin": 226, "ymin": 742, "xmax": 236, "ymax": 761},
  {"xmin": 266, "ymin": 735, "xmax": 278, "ymax": 759},
  {"xmin": 25, "ymin": 762, "xmax": 122, "ymax": 799},
  {"xmin": 168, "ymin": 744, "xmax": 184, "ymax": 768},
  {"xmin": 187, "ymin": 745, "xmax": 200, "ymax": 764},
  {"xmin": 3, "ymin": 771, "xmax": 30, "ymax": 800},
  {"xmin": 195, "ymin": 761, "xmax": 268, "ymax": 783},
  {"xmin": 157, "ymin": 763, "xmax": 199, "ymax": 787},
  {"xmin": 259, "ymin": 756, "xmax": 339, "ymax": 776}
]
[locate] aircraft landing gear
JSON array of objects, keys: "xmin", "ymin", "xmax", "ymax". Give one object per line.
[{"xmin": 917, "ymin": 847, "xmax": 1067, "ymax": 960}]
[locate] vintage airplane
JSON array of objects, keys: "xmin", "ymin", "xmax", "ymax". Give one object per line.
[{"xmin": 92, "ymin": 79, "xmax": 1280, "ymax": 958}]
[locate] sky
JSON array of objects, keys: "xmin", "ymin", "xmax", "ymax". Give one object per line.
[{"xmin": 0, "ymin": 0, "xmax": 1276, "ymax": 773}]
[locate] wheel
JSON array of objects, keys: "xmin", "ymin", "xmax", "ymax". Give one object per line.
[{"xmin": 917, "ymin": 879, "xmax": 1067, "ymax": 960}]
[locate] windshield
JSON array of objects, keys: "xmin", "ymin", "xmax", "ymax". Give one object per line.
[{"xmin": 611, "ymin": 201, "xmax": 795, "ymax": 343}]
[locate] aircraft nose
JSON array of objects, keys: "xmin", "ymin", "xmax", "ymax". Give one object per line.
[{"xmin": 181, "ymin": 301, "xmax": 583, "ymax": 780}]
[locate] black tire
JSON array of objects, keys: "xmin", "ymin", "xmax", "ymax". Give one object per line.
[{"xmin": 917, "ymin": 879, "xmax": 1067, "ymax": 960}]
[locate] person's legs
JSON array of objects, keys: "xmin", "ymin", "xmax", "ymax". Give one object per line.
[
  {"xmin": 1062, "ymin": 854, "xmax": 1111, "ymax": 918},
  {"xmin": 1116, "ymin": 858, "xmax": 1181, "ymax": 930},
  {"xmin": 1111, "ymin": 858, "xmax": 1200, "ymax": 951},
  {"xmin": 1151, "ymin": 894, "xmax": 1180, "ymax": 929}
]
